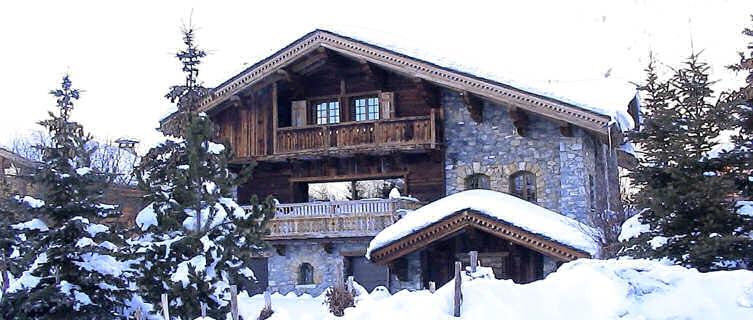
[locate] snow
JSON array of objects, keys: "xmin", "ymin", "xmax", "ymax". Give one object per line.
[
  {"xmin": 618, "ymin": 141, "xmax": 636, "ymax": 156},
  {"xmin": 183, "ymin": 202, "xmax": 228, "ymax": 232},
  {"xmin": 171, "ymin": 255, "xmax": 207, "ymax": 287},
  {"xmin": 388, "ymin": 188, "xmax": 401, "ymax": 199},
  {"xmin": 335, "ymin": 259, "xmax": 753, "ymax": 319},
  {"xmin": 11, "ymin": 218, "xmax": 49, "ymax": 232},
  {"xmin": 236, "ymin": 291, "xmax": 327, "ymax": 320},
  {"xmin": 205, "ymin": 141, "xmax": 225, "ymax": 154},
  {"xmin": 14, "ymin": 195, "xmax": 45, "ymax": 208},
  {"xmin": 85, "ymin": 222, "xmax": 109, "ymax": 237},
  {"xmin": 7, "ymin": 253, "xmax": 47, "ymax": 293},
  {"xmin": 617, "ymin": 213, "xmax": 649, "ymax": 242},
  {"xmin": 74, "ymin": 252, "xmax": 125, "ymax": 277},
  {"xmin": 738, "ymin": 201, "xmax": 753, "ymax": 217},
  {"xmin": 323, "ymin": 28, "xmax": 635, "ymax": 131},
  {"xmin": 75, "ymin": 167, "xmax": 92, "ymax": 175},
  {"xmin": 367, "ymin": 190, "xmax": 598, "ymax": 258},
  {"xmin": 136, "ymin": 202, "xmax": 159, "ymax": 231},
  {"xmin": 75, "ymin": 237, "xmax": 96, "ymax": 248}
]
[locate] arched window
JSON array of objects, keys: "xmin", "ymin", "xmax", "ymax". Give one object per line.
[
  {"xmin": 465, "ymin": 173, "xmax": 491, "ymax": 190},
  {"xmin": 298, "ymin": 263, "xmax": 314, "ymax": 285},
  {"xmin": 510, "ymin": 171, "xmax": 536, "ymax": 202}
]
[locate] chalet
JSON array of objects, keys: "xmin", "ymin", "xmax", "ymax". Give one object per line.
[
  {"xmin": 162, "ymin": 29, "xmax": 635, "ymax": 295},
  {"xmin": 0, "ymin": 147, "xmax": 37, "ymax": 197}
]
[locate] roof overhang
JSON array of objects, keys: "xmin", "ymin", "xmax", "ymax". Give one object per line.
[
  {"xmin": 368, "ymin": 209, "xmax": 591, "ymax": 264},
  {"xmin": 0, "ymin": 147, "xmax": 36, "ymax": 168},
  {"xmin": 193, "ymin": 30, "xmax": 614, "ymax": 135}
]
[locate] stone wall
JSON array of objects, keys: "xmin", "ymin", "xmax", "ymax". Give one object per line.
[
  {"xmin": 266, "ymin": 240, "xmax": 371, "ymax": 296},
  {"xmin": 441, "ymin": 89, "xmax": 620, "ymax": 221}
]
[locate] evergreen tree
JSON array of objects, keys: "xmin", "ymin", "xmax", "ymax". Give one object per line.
[
  {"xmin": 724, "ymin": 15, "xmax": 753, "ymax": 200},
  {"xmin": 622, "ymin": 54, "xmax": 753, "ymax": 271},
  {"xmin": 0, "ymin": 76, "xmax": 132, "ymax": 319},
  {"xmin": 132, "ymin": 26, "xmax": 275, "ymax": 319}
]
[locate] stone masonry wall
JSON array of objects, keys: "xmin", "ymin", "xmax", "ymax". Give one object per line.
[
  {"xmin": 443, "ymin": 90, "xmax": 589, "ymax": 217},
  {"xmin": 267, "ymin": 240, "xmax": 370, "ymax": 296}
]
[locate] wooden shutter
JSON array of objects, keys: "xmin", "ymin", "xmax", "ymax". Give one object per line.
[
  {"xmin": 379, "ymin": 92, "xmax": 395, "ymax": 119},
  {"xmin": 291, "ymin": 100, "xmax": 308, "ymax": 127}
]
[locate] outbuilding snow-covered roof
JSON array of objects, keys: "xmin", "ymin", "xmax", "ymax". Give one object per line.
[{"xmin": 366, "ymin": 190, "xmax": 599, "ymax": 259}]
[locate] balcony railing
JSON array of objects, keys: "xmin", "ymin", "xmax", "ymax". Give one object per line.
[
  {"xmin": 243, "ymin": 198, "xmax": 422, "ymax": 239},
  {"xmin": 274, "ymin": 110, "xmax": 439, "ymax": 157}
]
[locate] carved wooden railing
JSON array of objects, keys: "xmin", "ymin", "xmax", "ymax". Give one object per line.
[
  {"xmin": 275, "ymin": 110, "xmax": 438, "ymax": 155},
  {"xmin": 243, "ymin": 198, "xmax": 422, "ymax": 239}
]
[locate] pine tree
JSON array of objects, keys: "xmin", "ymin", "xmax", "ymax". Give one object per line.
[
  {"xmin": 622, "ymin": 54, "xmax": 753, "ymax": 271},
  {"xmin": 132, "ymin": 26, "xmax": 275, "ymax": 319},
  {"xmin": 724, "ymin": 15, "xmax": 753, "ymax": 200},
  {"xmin": 0, "ymin": 76, "xmax": 132, "ymax": 319}
]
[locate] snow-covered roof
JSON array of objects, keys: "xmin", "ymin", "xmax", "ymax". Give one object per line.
[
  {"xmin": 192, "ymin": 29, "xmax": 634, "ymax": 134},
  {"xmin": 366, "ymin": 190, "xmax": 599, "ymax": 259}
]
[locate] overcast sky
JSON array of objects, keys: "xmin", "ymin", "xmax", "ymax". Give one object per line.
[{"xmin": 1, "ymin": 0, "xmax": 751, "ymax": 154}]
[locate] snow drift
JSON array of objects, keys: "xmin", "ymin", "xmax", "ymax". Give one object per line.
[{"xmin": 234, "ymin": 259, "xmax": 753, "ymax": 320}]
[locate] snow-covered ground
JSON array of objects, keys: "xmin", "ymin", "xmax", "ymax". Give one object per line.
[{"xmin": 240, "ymin": 259, "xmax": 753, "ymax": 320}]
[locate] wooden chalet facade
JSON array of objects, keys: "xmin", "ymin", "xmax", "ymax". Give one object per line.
[{"xmin": 165, "ymin": 29, "xmax": 632, "ymax": 295}]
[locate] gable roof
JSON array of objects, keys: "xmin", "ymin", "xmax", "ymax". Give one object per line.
[
  {"xmin": 194, "ymin": 29, "xmax": 630, "ymax": 135},
  {"xmin": 366, "ymin": 190, "xmax": 598, "ymax": 263},
  {"xmin": 0, "ymin": 147, "xmax": 36, "ymax": 168}
]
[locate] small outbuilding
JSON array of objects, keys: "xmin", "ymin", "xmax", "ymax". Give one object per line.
[{"xmin": 366, "ymin": 190, "xmax": 598, "ymax": 290}]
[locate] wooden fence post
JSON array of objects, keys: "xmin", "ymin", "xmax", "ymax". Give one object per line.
[
  {"xmin": 264, "ymin": 290, "xmax": 272, "ymax": 310},
  {"xmin": 134, "ymin": 306, "xmax": 143, "ymax": 320},
  {"xmin": 200, "ymin": 303, "xmax": 207, "ymax": 318},
  {"xmin": 453, "ymin": 261, "xmax": 462, "ymax": 317},
  {"xmin": 469, "ymin": 251, "xmax": 478, "ymax": 273},
  {"xmin": 230, "ymin": 285, "xmax": 239, "ymax": 320},
  {"xmin": 336, "ymin": 264, "xmax": 344, "ymax": 290},
  {"xmin": 347, "ymin": 275, "xmax": 355, "ymax": 293},
  {"xmin": 428, "ymin": 281, "xmax": 436, "ymax": 294},
  {"xmin": 161, "ymin": 293, "xmax": 170, "ymax": 320}
]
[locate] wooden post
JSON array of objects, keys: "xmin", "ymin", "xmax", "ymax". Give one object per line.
[
  {"xmin": 135, "ymin": 306, "xmax": 143, "ymax": 320},
  {"xmin": 264, "ymin": 290, "xmax": 272, "ymax": 310},
  {"xmin": 430, "ymin": 108, "xmax": 436, "ymax": 149},
  {"xmin": 428, "ymin": 281, "xmax": 436, "ymax": 293},
  {"xmin": 200, "ymin": 303, "xmax": 207, "ymax": 318},
  {"xmin": 469, "ymin": 251, "xmax": 478, "ymax": 273},
  {"xmin": 347, "ymin": 275, "xmax": 354, "ymax": 293},
  {"xmin": 336, "ymin": 263, "xmax": 344, "ymax": 290},
  {"xmin": 374, "ymin": 121, "xmax": 381, "ymax": 146},
  {"xmin": 230, "ymin": 285, "xmax": 239, "ymax": 320},
  {"xmin": 161, "ymin": 293, "xmax": 170, "ymax": 320},
  {"xmin": 272, "ymin": 82, "xmax": 278, "ymax": 155},
  {"xmin": 453, "ymin": 261, "xmax": 462, "ymax": 317}
]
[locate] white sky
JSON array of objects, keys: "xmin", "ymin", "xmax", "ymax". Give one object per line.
[{"xmin": 1, "ymin": 0, "xmax": 751, "ymax": 154}]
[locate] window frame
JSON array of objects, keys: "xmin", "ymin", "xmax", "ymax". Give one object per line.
[
  {"xmin": 510, "ymin": 171, "xmax": 536, "ymax": 203},
  {"xmin": 464, "ymin": 173, "xmax": 491, "ymax": 190},
  {"xmin": 353, "ymin": 96, "xmax": 380, "ymax": 122},
  {"xmin": 313, "ymin": 100, "xmax": 340, "ymax": 125},
  {"xmin": 298, "ymin": 263, "xmax": 314, "ymax": 285}
]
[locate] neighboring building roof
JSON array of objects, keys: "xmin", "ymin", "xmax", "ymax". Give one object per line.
[
  {"xmin": 188, "ymin": 29, "xmax": 634, "ymax": 135},
  {"xmin": 366, "ymin": 190, "xmax": 598, "ymax": 263},
  {"xmin": 0, "ymin": 147, "xmax": 36, "ymax": 169}
]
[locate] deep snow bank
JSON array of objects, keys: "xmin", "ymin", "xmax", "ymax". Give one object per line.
[{"xmin": 339, "ymin": 259, "xmax": 753, "ymax": 320}]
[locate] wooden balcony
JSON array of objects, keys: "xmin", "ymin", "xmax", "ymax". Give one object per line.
[
  {"xmin": 273, "ymin": 110, "xmax": 439, "ymax": 159},
  {"xmin": 244, "ymin": 198, "xmax": 422, "ymax": 240}
]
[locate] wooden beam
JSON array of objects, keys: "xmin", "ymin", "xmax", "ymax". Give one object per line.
[
  {"xmin": 559, "ymin": 123, "xmax": 573, "ymax": 137},
  {"xmin": 461, "ymin": 91, "xmax": 483, "ymax": 123},
  {"xmin": 509, "ymin": 107, "xmax": 528, "ymax": 137},
  {"xmin": 289, "ymin": 171, "xmax": 409, "ymax": 183},
  {"xmin": 414, "ymin": 79, "xmax": 440, "ymax": 108},
  {"xmin": 361, "ymin": 60, "xmax": 386, "ymax": 89},
  {"xmin": 276, "ymin": 68, "xmax": 305, "ymax": 98}
]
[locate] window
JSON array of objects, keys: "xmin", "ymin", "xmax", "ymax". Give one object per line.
[
  {"xmin": 298, "ymin": 263, "xmax": 314, "ymax": 285},
  {"xmin": 315, "ymin": 100, "xmax": 340, "ymax": 124},
  {"xmin": 510, "ymin": 171, "xmax": 536, "ymax": 202},
  {"xmin": 354, "ymin": 96, "xmax": 379, "ymax": 121},
  {"xmin": 465, "ymin": 173, "xmax": 491, "ymax": 190}
]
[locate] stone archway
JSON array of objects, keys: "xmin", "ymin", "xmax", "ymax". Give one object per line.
[
  {"xmin": 454, "ymin": 163, "xmax": 505, "ymax": 192},
  {"xmin": 501, "ymin": 162, "xmax": 546, "ymax": 203}
]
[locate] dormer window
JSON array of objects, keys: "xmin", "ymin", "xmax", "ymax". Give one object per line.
[
  {"xmin": 315, "ymin": 100, "xmax": 340, "ymax": 124},
  {"xmin": 354, "ymin": 96, "xmax": 379, "ymax": 121}
]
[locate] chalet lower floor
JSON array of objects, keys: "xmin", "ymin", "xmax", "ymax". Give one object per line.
[{"xmin": 246, "ymin": 238, "xmax": 389, "ymax": 296}]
